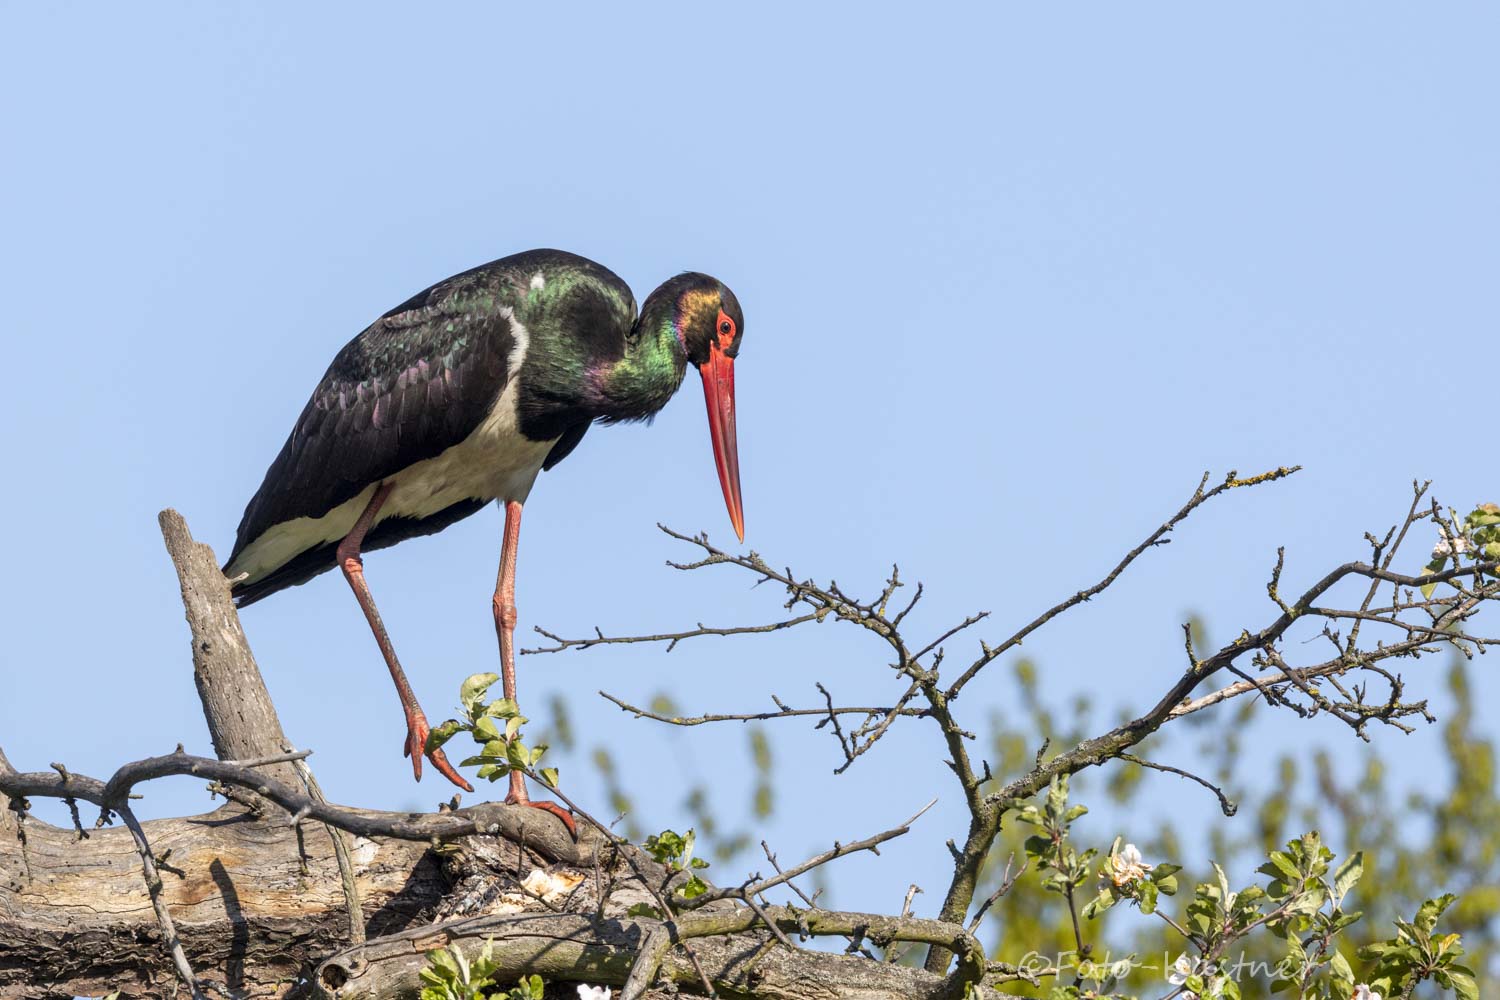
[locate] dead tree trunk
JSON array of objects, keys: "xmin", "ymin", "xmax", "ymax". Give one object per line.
[
  {"xmin": 157, "ymin": 509, "xmax": 301, "ymax": 790},
  {"xmin": 0, "ymin": 513, "xmax": 968, "ymax": 1000}
]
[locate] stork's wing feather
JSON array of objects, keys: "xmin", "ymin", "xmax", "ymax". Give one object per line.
[{"xmin": 226, "ymin": 265, "xmax": 525, "ymax": 571}]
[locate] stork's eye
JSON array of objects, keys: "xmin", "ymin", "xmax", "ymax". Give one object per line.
[{"xmin": 714, "ymin": 308, "xmax": 737, "ymax": 350}]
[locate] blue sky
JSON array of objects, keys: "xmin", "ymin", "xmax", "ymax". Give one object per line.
[{"xmin": 2, "ymin": 3, "xmax": 1496, "ymax": 920}]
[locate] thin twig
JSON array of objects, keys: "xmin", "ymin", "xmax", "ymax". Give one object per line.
[
  {"xmin": 525, "ymin": 612, "xmax": 823, "ymax": 655},
  {"xmin": 1119, "ymin": 753, "xmax": 1237, "ymax": 816},
  {"xmin": 599, "ymin": 690, "xmax": 927, "ymax": 727},
  {"xmin": 680, "ymin": 798, "xmax": 937, "ymax": 910},
  {"xmin": 118, "ymin": 803, "xmax": 206, "ymax": 1000},
  {"xmin": 948, "ymin": 468, "xmax": 1301, "ymax": 699},
  {"xmin": 284, "ymin": 744, "xmax": 365, "ymax": 950}
]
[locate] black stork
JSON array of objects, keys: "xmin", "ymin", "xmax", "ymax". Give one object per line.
[{"xmin": 224, "ymin": 249, "xmax": 744, "ymax": 828}]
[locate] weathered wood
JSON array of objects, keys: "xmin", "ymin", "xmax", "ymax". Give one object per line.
[
  {"xmin": 314, "ymin": 911, "xmax": 954, "ymax": 1000},
  {"xmin": 158, "ymin": 509, "xmax": 300, "ymax": 789},
  {"xmin": 0, "ymin": 806, "xmax": 441, "ymax": 999}
]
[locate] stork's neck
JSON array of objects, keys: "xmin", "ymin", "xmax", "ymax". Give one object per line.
[{"xmin": 588, "ymin": 301, "xmax": 687, "ymax": 424}]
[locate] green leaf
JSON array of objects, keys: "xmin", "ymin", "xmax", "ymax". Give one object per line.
[
  {"xmin": 483, "ymin": 697, "xmax": 521, "ymax": 719},
  {"xmin": 1081, "ymin": 888, "xmax": 1116, "ymax": 920},
  {"xmin": 425, "ymin": 720, "xmax": 465, "ymax": 754},
  {"xmin": 1329, "ymin": 950, "xmax": 1354, "ymax": 986},
  {"xmin": 505, "ymin": 740, "xmax": 529, "ymax": 769},
  {"xmin": 1421, "ymin": 556, "xmax": 1448, "ymax": 599},
  {"xmin": 473, "ymin": 717, "xmax": 502, "ymax": 742},
  {"xmin": 1416, "ymin": 894, "xmax": 1457, "ymax": 935},
  {"xmin": 1023, "ymin": 834, "xmax": 1051, "ymax": 858},
  {"xmin": 538, "ymin": 767, "xmax": 559, "ymax": 789},
  {"xmin": 1138, "ymin": 879, "xmax": 1159, "ymax": 915},
  {"xmin": 505, "ymin": 714, "xmax": 524, "ymax": 741},
  {"xmin": 1266, "ymin": 851, "xmax": 1300, "ymax": 883},
  {"xmin": 1334, "ymin": 851, "xmax": 1364, "ymax": 899},
  {"xmin": 1213, "ymin": 861, "xmax": 1233, "ymax": 901},
  {"xmin": 1465, "ymin": 503, "xmax": 1500, "ymax": 527},
  {"xmin": 627, "ymin": 902, "xmax": 662, "ymax": 919},
  {"xmin": 426, "ymin": 947, "xmax": 460, "ymax": 979},
  {"xmin": 1447, "ymin": 970, "xmax": 1479, "ymax": 1000},
  {"xmin": 644, "ymin": 830, "xmax": 686, "ymax": 863},
  {"xmin": 1286, "ymin": 886, "xmax": 1326, "ymax": 916},
  {"xmin": 460, "ymin": 673, "xmax": 499, "ymax": 713}
]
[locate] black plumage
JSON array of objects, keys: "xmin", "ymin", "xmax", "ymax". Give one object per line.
[
  {"xmin": 220, "ymin": 248, "xmax": 745, "ymax": 803},
  {"xmin": 227, "ymin": 268, "xmax": 522, "ymax": 576}
]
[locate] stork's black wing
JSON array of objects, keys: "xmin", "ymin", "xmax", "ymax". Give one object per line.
[{"xmin": 225, "ymin": 261, "xmax": 527, "ymax": 574}]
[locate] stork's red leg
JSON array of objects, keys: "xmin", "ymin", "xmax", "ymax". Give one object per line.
[
  {"xmin": 338, "ymin": 482, "xmax": 472, "ymax": 793},
  {"xmin": 493, "ymin": 499, "xmax": 576, "ymax": 837}
]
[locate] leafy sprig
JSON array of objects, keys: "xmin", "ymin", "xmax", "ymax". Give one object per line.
[
  {"xmin": 424, "ymin": 673, "xmax": 558, "ymax": 790},
  {"xmin": 418, "ymin": 938, "xmax": 545, "ymax": 1000},
  {"xmin": 1421, "ymin": 503, "xmax": 1500, "ymax": 599}
]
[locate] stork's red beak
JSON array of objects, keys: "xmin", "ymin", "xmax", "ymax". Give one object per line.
[{"xmin": 698, "ymin": 345, "xmax": 744, "ymax": 541}]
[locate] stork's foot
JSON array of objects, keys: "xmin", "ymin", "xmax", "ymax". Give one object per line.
[
  {"xmin": 505, "ymin": 788, "xmax": 578, "ymax": 839},
  {"xmin": 403, "ymin": 714, "xmax": 474, "ymax": 793}
]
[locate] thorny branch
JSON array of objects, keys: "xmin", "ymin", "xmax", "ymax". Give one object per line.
[{"xmin": 523, "ymin": 471, "xmax": 1500, "ymax": 975}]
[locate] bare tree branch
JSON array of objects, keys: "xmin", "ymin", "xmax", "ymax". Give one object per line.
[
  {"xmin": 116, "ymin": 803, "xmax": 208, "ymax": 1000},
  {"xmin": 599, "ymin": 689, "xmax": 929, "ymax": 727},
  {"xmin": 946, "ymin": 467, "xmax": 1301, "ymax": 699},
  {"xmin": 157, "ymin": 509, "xmax": 301, "ymax": 790},
  {"xmin": 1119, "ymin": 752, "xmax": 1237, "ymax": 816},
  {"xmin": 680, "ymin": 798, "xmax": 937, "ymax": 910}
]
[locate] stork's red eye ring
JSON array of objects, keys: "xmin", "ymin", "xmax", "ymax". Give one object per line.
[{"xmin": 716, "ymin": 308, "xmax": 736, "ymax": 349}]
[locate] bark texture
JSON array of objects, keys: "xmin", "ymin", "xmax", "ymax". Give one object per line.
[
  {"xmin": 0, "ymin": 804, "xmax": 440, "ymax": 998},
  {"xmin": 315, "ymin": 911, "xmax": 952, "ymax": 1000},
  {"xmin": 158, "ymin": 509, "xmax": 300, "ymax": 790}
]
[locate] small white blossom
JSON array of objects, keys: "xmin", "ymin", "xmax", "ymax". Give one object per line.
[
  {"xmin": 1351, "ymin": 986, "xmax": 1382, "ymax": 1000},
  {"xmin": 1110, "ymin": 843, "xmax": 1154, "ymax": 886},
  {"xmin": 1432, "ymin": 535, "xmax": 1471, "ymax": 559},
  {"xmin": 1165, "ymin": 954, "xmax": 1223, "ymax": 997},
  {"xmin": 1167, "ymin": 953, "xmax": 1196, "ymax": 985},
  {"xmin": 577, "ymin": 986, "xmax": 613, "ymax": 1000}
]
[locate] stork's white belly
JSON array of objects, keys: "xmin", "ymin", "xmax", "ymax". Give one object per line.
[{"xmin": 229, "ymin": 309, "xmax": 554, "ymax": 587}]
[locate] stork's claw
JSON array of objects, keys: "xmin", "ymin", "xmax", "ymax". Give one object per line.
[
  {"xmin": 404, "ymin": 714, "xmax": 474, "ymax": 793},
  {"xmin": 506, "ymin": 792, "xmax": 578, "ymax": 840}
]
